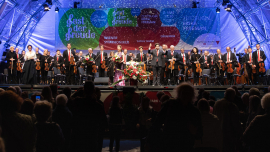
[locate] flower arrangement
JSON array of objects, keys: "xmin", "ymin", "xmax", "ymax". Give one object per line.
[
  {"xmin": 112, "ymin": 54, "xmax": 122, "ymax": 64},
  {"xmin": 82, "ymin": 55, "xmax": 94, "ymax": 65},
  {"xmin": 112, "ymin": 62, "xmax": 150, "ymax": 86}
]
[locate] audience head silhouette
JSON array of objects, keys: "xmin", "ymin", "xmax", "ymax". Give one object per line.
[
  {"xmin": 175, "ymin": 82, "xmax": 196, "ymax": 105},
  {"xmin": 197, "ymin": 98, "xmax": 210, "ymax": 112},
  {"xmin": 84, "ymin": 81, "xmax": 95, "ymax": 96},
  {"xmin": 0, "ymin": 91, "xmax": 23, "ymax": 114},
  {"xmin": 261, "ymin": 93, "xmax": 270, "ymax": 110},
  {"xmin": 34, "ymin": 101, "xmax": 52, "ymax": 122},
  {"xmin": 224, "ymin": 88, "xmax": 236, "ymax": 102}
]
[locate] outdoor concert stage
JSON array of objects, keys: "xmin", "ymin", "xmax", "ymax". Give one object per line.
[{"xmin": 1, "ymin": 84, "xmax": 269, "ymax": 93}]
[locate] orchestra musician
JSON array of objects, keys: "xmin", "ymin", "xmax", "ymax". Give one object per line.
[
  {"xmin": 160, "ymin": 44, "xmax": 168, "ymax": 85},
  {"xmin": 106, "ymin": 51, "xmax": 115, "ymax": 85},
  {"xmin": 213, "ymin": 49, "xmax": 224, "ymax": 84},
  {"xmin": 22, "ymin": 45, "xmax": 37, "ymax": 85},
  {"xmin": 148, "ymin": 43, "xmax": 167, "ymax": 86},
  {"xmin": 223, "ymin": 47, "xmax": 237, "ymax": 85},
  {"xmin": 253, "ymin": 44, "xmax": 266, "ymax": 84},
  {"xmin": 15, "ymin": 48, "xmax": 23, "ymax": 84},
  {"xmin": 63, "ymin": 43, "xmax": 76, "ymax": 85},
  {"xmin": 76, "ymin": 51, "xmax": 84, "ymax": 83},
  {"xmin": 245, "ymin": 48, "xmax": 254, "ymax": 84},
  {"xmin": 96, "ymin": 45, "xmax": 107, "ymax": 77},
  {"xmin": 41, "ymin": 49, "xmax": 51, "ymax": 84},
  {"xmin": 136, "ymin": 46, "xmax": 147, "ymax": 62},
  {"xmin": 86, "ymin": 48, "xmax": 96, "ymax": 81},
  {"xmin": 178, "ymin": 48, "xmax": 188, "ymax": 83},
  {"xmin": 201, "ymin": 51, "xmax": 211, "ymax": 84},
  {"xmin": 122, "ymin": 49, "xmax": 131, "ymax": 69},
  {"xmin": 6, "ymin": 46, "xmax": 17, "ymax": 84},
  {"xmin": 35, "ymin": 47, "xmax": 42, "ymax": 84},
  {"xmin": 190, "ymin": 47, "xmax": 202, "ymax": 85},
  {"xmin": 53, "ymin": 50, "xmax": 63, "ymax": 68}
]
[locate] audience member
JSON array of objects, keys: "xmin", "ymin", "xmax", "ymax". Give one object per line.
[
  {"xmin": 62, "ymin": 87, "xmax": 72, "ymax": 100},
  {"xmin": 137, "ymin": 97, "xmax": 155, "ymax": 152},
  {"xmin": 14, "ymin": 86, "xmax": 22, "ymax": 96},
  {"xmin": 241, "ymin": 93, "xmax": 249, "ymax": 113},
  {"xmin": 208, "ymin": 100, "xmax": 215, "ymax": 113},
  {"xmin": 202, "ymin": 91, "xmax": 210, "ymax": 100},
  {"xmin": 249, "ymin": 87, "xmax": 260, "ymax": 96},
  {"xmin": 150, "ymin": 82, "xmax": 202, "ymax": 152},
  {"xmin": 232, "ymin": 86, "xmax": 245, "ymax": 111},
  {"xmin": 213, "ymin": 88, "xmax": 242, "ymax": 152},
  {"xmin": 31, "ymin": 92, "xmax": 44, "ymax": 103},
  {"xmin": 0, "ymin": 137, "xmax": 5, "ymax": 152},
  {"xmin": 0, "ymin": 91, "xmax": 36, "ymax": 152},
  {"xmin": 41, "ymin": 86, "xmax": 55, "ymax": 106},
  {"xmin": 52, "ymin": 94, "xmax": 72, "ymax": 152},
  {"xmin": 20, "ymin": 98, "xmax": 34, "ymax": 116},
  {"xmin": 6, "ymin": 86, "xmax": 16, "ymax": 93},
  {"xmin": 246, "ymin": 95, "xmax": 263, "ymax": 127},
  {"xmin": 50, "ymin": 84, "xmax": 59, "ymax": 99},
  {"xmin": 243, "ymin": 93, "xmax": 270, "ymax": 152},
  {"xmin": 108, "ymin": 96, "xmax": 123, "ymax": 152},
  {"xmin": 194, "ymin": 98, "xmax": 222, "ymax": 152},
  {"xmin": 21, "ymin": 91, "xmax": 29, "ymax": 99},
  {"xmin": 0, "ymin": 88, "xmax": 4, "ymax": 93},
  {"xmin": 34, "ymin": 101, "xmax": 64, "ymax": 152},
  {"xmin": 156, "ymin": 91, "xmax": 165, "ymax": 101},
  {"xmin": 160, "ymin": 94, "xmax": 170, "ymax": 107}
]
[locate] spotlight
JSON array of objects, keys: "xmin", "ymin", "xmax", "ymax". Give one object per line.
[
  {"xmin": 4, "ymin": 43, "xmax": 10, "ymax": 48},
  {"xmin": 55, "ymin": 7, "xmax": 59, "ymax": 12},
  {"xmin": 74, "ymin": 2, "xmax": 80, "ymax": 8},
  {"xmin": 225, "ymin": 4, "xmax": 232, "ymax": 12},
  {"xmin": 216, "ymin": 7, "xmax": 220, "ymax": 13},
  {"xmin": 43, "ymin": 4, "xmax": 50, "ymax": 11}
]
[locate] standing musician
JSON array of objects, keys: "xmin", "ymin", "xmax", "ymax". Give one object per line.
[
  {"xmin": 136, "ymin": 46, "xmax": 147, "ymax": 62},
  {"xmin": 47, "ymin": 51, "xmax": 54, "ymax": 71},
  {"xmin": 160, "ymin": 44, "xmax": 168, "ymax": 85},
  {"xmin": 15, "ymin": 48, "xmax": 23, "ymax": 83},
  {"xmin": 96, "ymin": 45, "xmax": 107, "ymax": 77},
  {"xmin": 20, "ymin": 50, "xmax": 26, "ymax": 82},
  {"xmin": 213, "ymin": 49, "xmax": 224, "ymax": 84},
  {"xmin": 5, "ymin": 46, "xmax": 17, "ymax": 84},
  {"xmin": 245, "ymin": 48, "xmax": 254, "ymax": 84},
  {"xmin": 202, "ymin": 51, "xmax": 211, "ymax": 69},
  {"xmin": 190, "ymin": 47, "xmax": 202, "ymax": 85},
  {"xmin": 167, "ymin": 45, "xmax": 179, "ymax": 85},
  {"xmin": 35, "ymin": 47, "xmax": 42, "ymax": 84},
  {"xmin": 178, "ymin": 48, "xmax": 188, "ymax": 83},
  {"xmin": 86, "ymin": 48, "xmax": 96, "ymax": 80},
  {"xmin": 106, "ymin": 51, "xmax": 115, "ymax": 84},
  {"xmin": 63, "ymin": 43, "xmax": 76, "ymax": 85},
  {"xmin": 253, "ymin": 44, "xmax": 266, "ymax": 85},
  {"xmin": 75, "ymin": 51, "xmax": 84, "ymax": 83},
  {"xmin": 41, "ymin": 49, "xmax": 51, "ymax": 84},
  {"xmin": 53, "ymin": 50, "xmax": 63, "ymax": 68},
  {"xmin": 122, "ymin": 49, "xmax": 131, "ymax": 69},
  {"xmin": 223, "ymin": 46, "xmax": 237, "ymax": 85},
  {"xmin": 148, "ymin": 43, "xmax": 167, "ymax": 86}
]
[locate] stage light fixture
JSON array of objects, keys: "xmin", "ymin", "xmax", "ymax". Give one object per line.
[
  {"xmin": 4, "ymin": 43, "xmax": 10, "ymax": 48},
  {"xmin": 192, "ymin": 1, "xmax": 199, "ymax": 8},
  {"xmin": 225, "ymin": 4, "xmax": 232, "ymax": 12},
  {"xmin": 46, "ymin": 0, "xmax": 52, "ymax": 5},
  {"xmin": 216, "ymin": 7, "xmax": 220, "ymax": 13},
  {"xmin": 43, "ymin": 4, "xmax": 50, "ymax": 11},
  {"xmin": 173, "ymin": 4, "xmax": 176, "ymax": 8},
  {"xmin": 74, "ymin": 2, "xmax": 80, "ymax": 8},
  {"xmin": 55, "ymin": 7, "xmax": 59, "ymax": 12}
]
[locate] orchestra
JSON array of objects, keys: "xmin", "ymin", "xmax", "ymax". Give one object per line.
[{"xmin": 4, "ymin": 43, "xmax": 268, "ymax": 86}]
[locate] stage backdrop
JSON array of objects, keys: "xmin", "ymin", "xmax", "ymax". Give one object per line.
[{"xmin": 55, "ymin": 8, "xmax": 220, "ymax": 51}]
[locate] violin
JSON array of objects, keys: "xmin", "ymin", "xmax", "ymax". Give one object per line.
[
  {"xmin": 17, "ymin": 62, "xmax": 22, "ymax": 72},
  {"xmin": 150, "ymin": 71, "xmax": 153, "ymax": 81},
  {"xmin": 44, "ymin": 62, "xmax": 49, "ymax": 71},
  {"xmin": 168, "ymin": 57, "xmax": 175, "ymax": 73},
  {"xmin": 70, "ymin": 56, "xmax": 75, "ymax": 65},
  {"xmin": 221, "ymin": 62, "xmax": 225, "ymax": 71},
  {"xmin": 8, "ymin": 61, "xmax": 13, "ymax": 70},
  {"xmin": 252, "ymin": 64, "xmax": 257, "ymax": 74},
  {"xmin": 36, "ymin": 61, "xmax": 41, "ymax": 70},
  {"xmin": 259, "ymin": 62, "xmax": 265, "ymax": 73},
  {"xmin": 165, "ymin": 62, "xmax": 168, "ymax": 71},
  {"xmin": 227, "ymin": 63, "xmax": 233, "ymax": 73},
  {"xmin": 101, "ymin": 60, "xmax": 106, "ymax": 69},
  {"xmin": 74, "ymin": 65, "xmax": 77, "ymax": 74}
]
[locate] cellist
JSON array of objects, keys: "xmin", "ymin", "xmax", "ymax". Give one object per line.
[
  {"xmin": 253, "ymin": 44, "xmax": 266, "ymax": 85},
  {"xmin": 223, "ymin": 47, "xmax": 237, "ymax": 85},
  {"xmin": 167, "ymin": 45, "xmax": 179, "ymax": 85},
  {"xmin": 178, "ymin": 48, "xmax": 188, "ymax": 83},
  {"xmin": 213, "ymin": 49, "xmax": 224, "ymax": 84},
  {"xmin": 190, "ymin": 47, "xmax": 202, "ymax": 85}
]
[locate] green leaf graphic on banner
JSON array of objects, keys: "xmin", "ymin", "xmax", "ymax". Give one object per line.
[
  {"xmin": 58, "ymin": 9, "xmax": 105, "ymax": 50},
  {"xmin": 108, "ymin": 8, "xmax": 137, "ymax": 27}
]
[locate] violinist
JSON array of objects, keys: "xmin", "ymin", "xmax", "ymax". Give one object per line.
[
  {"xmin": 178, "ymin": 48, "xmax": 188, "ymax": 83},
  {"xmin": 15, "ymin": 48, "xmax": 22, "ymax": 83},
  {"xmin": 252, "ymin": 44, "xmax": 266, "ymax": 85},
  {"xmin": 213, "ymin": 49, "xmax": 224, "ymax": 84},
  {"xmin": 5, "ymin": 46, "xmax": 17, "ymax": 84},
  {"xmin": 47, "ymin": 51, "xmax": 53, "ymax": 71},
  {"xmin": 245, "ymin": 48, "xmax": 254, "ymax": 84},
  {"xmin": 223, "ymin": 47, "xmax": 237, "ymax": 85},
  {"xmin": 63, "ymin": 43, "xmax": 76, "ymax": 85},
  {"xmin": 160, "ymin": 44, "xmax": 168, "ymax": 85},
  {"xmin": 86, "ymin": 48, "xmax": 96, "ymax": 80},
  {"xmin": 96, "ymin": 45, "xmax": 107, "ymax": 77},
  {"xmin": 53, "ymin": 50, "xmax": 63, "ymax": 68},
  {"xmin": 106, "ymin": 51, "xmax": 115, "ymax": 84},
  {"xmin": 202, "ymin": 51, "xmax": 211, "ymax": 69},
  {"xmin": 136, "ymin": 46, "xmax": 147, "ymax": 62},
  {"xmin": 35, "ymin": 47, "xmax": 42, "ymax": 84},
  {"xmin": 41, "ymin": 49, "xmax": 51, "ymax": 84},
  {"xmin": 75, "ymin": 51, "xmax": 84, "ymax": 82},
  {"xmin": 190, "ymin": 47, "xmax": 201, "ymax": 85},
  {"xmin": 122, "ymin": 49, "xmax": 131, "ymax": 69}
]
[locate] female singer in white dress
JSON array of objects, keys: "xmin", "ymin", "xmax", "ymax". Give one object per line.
[
  {"xmin": 114, "ymin": 45, "xmax": 125, "ymax": 86},
  {"xmin": 22, "ymin": 45, "xmax": 37, "ymax": 84}
]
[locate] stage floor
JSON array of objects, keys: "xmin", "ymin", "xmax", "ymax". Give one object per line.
[{"xmin": 0, "ymin": 84, "xmax": 269, "ymax": 92}]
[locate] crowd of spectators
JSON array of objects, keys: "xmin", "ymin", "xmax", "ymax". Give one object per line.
[{"xmin": 0, "ymin": 82, "xmax": 269, "ymax": 152}]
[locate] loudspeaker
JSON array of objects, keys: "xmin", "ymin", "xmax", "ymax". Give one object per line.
[
  {"xmin": 123, "ymin": 87, "xmax": 135, "ymax": 94},
  {"xmin": 94, "ymin": 77, "xmax": 109, "ymax": 85}
]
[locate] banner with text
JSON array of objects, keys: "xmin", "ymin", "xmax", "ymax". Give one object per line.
[{"xmin": 55, "ymin": 8, "xmax": 220, "ymax": 50}]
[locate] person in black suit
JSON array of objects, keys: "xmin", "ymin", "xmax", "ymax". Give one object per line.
[
  {"xmin": 223, "ymin": 47, "xmax": 237, "ymax": 85},
  {"xmin": 252, "ymin": 44, "xmax": 266, "ymax": 84},
  {"xmin": 245, "ymin": 48, "xmax": 254, "ymax": 84},
  {"xmin": 53, "ymin": 50, "xmax": 63, "ymax": 68},
  {"xmin": 96, "ymin": 45, "xmax": 107, "ymax": 77},
  {"xmin": 179, "ymin": 48, "xmax": 190, "ymax": 81},
  {"xmin": 201, "ymin": 51, "xmax": 211, "ymax": 70},
  {"xmin": 15, "ymin": 48, "xmax": 23, "ymax": 83},
  {"xmin": 86, "ymin": 48, "xmax": 96, "ymax": 81},
  {"xmin": 190, "ymin": 47, "xmax": 202, "ymax": 85},
  {"xmin": 40, "ymin": 49, "xmax": 51, "ymax": 84},
  {"xmin": 35, "ymin": 47, "xmax": 42, "ymax": 84},
  {"xmin": 136, "ymin": 46, "xmax": 147, "ymax": 62},
  {"xmin": 160, "ymin": 44, "xmax": 168, "ymax": 85},
  {"xmin": 213, "ymin": 49, "xmax": 224, "ymax": 84},
  {"xmin": 63, "ymin": 43, "xmax": 76, "ymax": 85},
  {"xmin": 148, "ymin": 43, "xmax": 167, "ymax": 86},
  {"xmin": 122, "ymin": 49, "xmax": 131, "ymax": 69},
  {"xmin": 6, "ymin": 46, "xmax": 17, "ymax": 84}
]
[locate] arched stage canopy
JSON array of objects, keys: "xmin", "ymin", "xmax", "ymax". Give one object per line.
[{"xmin": 0, "ymin": 0, "xmax": 269, "ymax": 68}]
